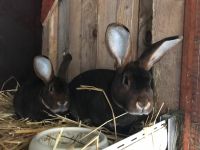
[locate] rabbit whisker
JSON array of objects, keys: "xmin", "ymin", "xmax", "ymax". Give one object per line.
[{"xmin": 41, "ymin": 97, "xmax": 51, "ymax": 110}]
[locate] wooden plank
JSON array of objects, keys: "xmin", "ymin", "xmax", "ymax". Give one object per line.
[
  {"xmin": 42, "ymin": 21, "xmax": 49, "ymax": 56},
  {"xmin": 116, "ymin": 0, "xmax": 139, "ymax": 61},
  {"xmin": 138, "ymin": 0, "xmax": 152, "ymax": 56},
  {"xmin": 180, "ymin": 0, "xmax": 196, "ymax": 149},
  {"xmin": 48, "ymin": 5, "xmax": 58, "ymax": 71},
  {"xmin": 58, "ymin": 0, "xmax": 70, "ymax": 70},
  {"xmin": 96, "ymin": 0, "xmax": 117, "ymax": 69},
  {"xmin": 81, "ymin": 0, "xmax": 98, "ymax": 72},
  {"xmin": 152, "ymin": 0, "xmax": 184, "ymax": 112},
  {"xmin": 68, "ymin": 0, "xmax": 82, "ymax": 80}
]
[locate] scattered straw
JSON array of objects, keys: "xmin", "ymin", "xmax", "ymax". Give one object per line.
[
  {"xmin": 153, "ymin": 102, "xmax": 165, "ymax": 125},
  {"xmin": 145, "ymin": 102, "xmax": 165, "ymax": 127},
  {"xmin": 53, "ymin": 127, "xmax": 64, "ymax": 150},
  {"xmin": 0, "ymin": 89, "xmax": 123, "ymax": 149},
  {"xmin": 81, "ymin": 135, "xmax": 99, "ymax": 150},
  {"xmin": 145, "ymin": 107, "xmax": 155, "ymax": 126},
  {"xmin": 0, "ymin": 83, "xmax": 165, "ymax": 149},
  {"xmin": 77, "ymin": 85, "xmax": 118, "ymax": 140},
  {"xmin": 1, "ymin": 76, "xmax": 20, "ymax": 91},
  {"xmin": 79, "ymin": 112, "xmax": 128, "ymax": 141}
]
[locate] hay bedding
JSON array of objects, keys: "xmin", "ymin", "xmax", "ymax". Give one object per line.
[
  {"xmin": 0, "ymin": 90, "xmax": 72, "ymax": 150},
  {"xmin": 0, "ymin": 80, "xmax": 165, "ymax": 150},
  {"xmin": 0, "ymin": 84, "xmax": 167, "ymax": 150},
  {"xmin": 0, "ymin": 89, "xmax": 124, "ymax": 150},
  {"xmin": 0, "ymin": 88, "xmax": 164, "ymax": 149}
]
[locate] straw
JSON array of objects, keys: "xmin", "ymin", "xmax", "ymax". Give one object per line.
[
  {"xmin": 0, "ymin": 90, "xmax": 123, "ymax": 149},
  {"xmin": 77, "ymin": 85, "xmax": 118, "ymax": 140},
  {"xmin": 79, "ymin": 112, "xmax": 128, "ymax": 141},
  {"xmin": 53, "ymin": 127, "xmax": 64, "ymax": 150},
  {"xmin": 81, "ymin": 135, "xmax": 99, "ymax": 150}
]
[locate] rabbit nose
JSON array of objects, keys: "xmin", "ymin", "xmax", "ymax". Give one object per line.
[
  {"xmin": 57, "ymin": 101, "xmax": 68, "ymax": 106},
  {"xmin": 136, "ymin": 96, "xmax": 150, "ymax": 110},
  {"xmin": 55, "ymin": 101, "xmax": 68, "ymax": 113},
  {"xmin": 57, "ymin": 101, "xmax": 68, "ymax": 111}
]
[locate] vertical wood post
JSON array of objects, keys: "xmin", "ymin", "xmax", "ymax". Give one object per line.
[{"xmin": 180, "ymin": 0, "xmax": 196, "ymax": 149}]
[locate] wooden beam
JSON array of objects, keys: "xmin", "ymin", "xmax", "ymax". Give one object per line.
[
  {"xmin": 58, "ymin": 0, "xmax": 70, "ymax": 69},
  {"xmin": 68, "ymin": 0, "xmax": 82, "ymax": 80},
  {"xmin": 81, "ymin": 0, "xmax": 98, "ymax": 72},
  {"xmin": 116, "ymin": 0, "xmax": 139, "ymax": 60},
  {"xmin": 48, "ymin": 5, "xmax": 58, "ymax": 71},
  {"xmin": 180, "ymin": 0, "xmax": 197, "ymax": 149},
  {"xmin": 138, "ymin": 0, "xmax": 152, "ymax": 56},
  {"xmin": 96, "ymin": 0, "xmax": 117, "ymax": 69}
]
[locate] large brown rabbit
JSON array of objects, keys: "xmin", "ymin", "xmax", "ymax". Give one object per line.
[{"xmin": 69, "ymin": 23, "xmax": 182, "ymax": 134}]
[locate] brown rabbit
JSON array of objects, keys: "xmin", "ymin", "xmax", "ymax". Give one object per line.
[
  {"xmin": 69, "ymin": 23, "xmax": 182, "ymax": 134},
  {"xmin": 13, "ymin": 53, "xmax": 72, "ymax": 121}
]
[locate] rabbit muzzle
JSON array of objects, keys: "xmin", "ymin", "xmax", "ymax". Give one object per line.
[
  {"xmin": 136, "ymin": 101, "xmax": 151, "ymax": 114},
  {"xmin": 136, "ymin": 95, "xmax": 151, "ymax": 110},
  {"xmin": 41, "ymin": 98, "xmax": 69, "ymax": 114},
  {"xmin": 127, "ymin": 94, "xmax": 153, "ymax": 115},
  {"xmin": 52, "ymin": 101, "xmax": 69, "ymax": 113}
]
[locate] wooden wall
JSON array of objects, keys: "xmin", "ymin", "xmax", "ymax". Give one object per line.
[
  {"xmin": 43, "ymin": 0, "xmax": 139, "ymax": 79},
  {"xmin": 42, "ymin": 0, "xmax": 184, "ymax": 112},
  {"xmin": 152, "ymin": 0, "xmax": 184, "ymax": 112}
]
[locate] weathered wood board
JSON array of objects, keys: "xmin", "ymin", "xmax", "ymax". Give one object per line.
[
  {"xmin": 42, "ymin": 0, "xmax": 184, "ymax": 113},
  {"xmin": 67, "ymin": 0, "xmax": 82, "ymax": 80},
  {"xmin": 116, "ymin": 0, "xmax": 139, "ymax": 60},
  {"xmin": 42, "ymin": 2, "xmax": 59, "ymax": 73},
  {"xmin": 43, "ymin": 0, "xmax": 139, "ymax": 80},
  {"xmin": 152, "ymin": 0, "xmax": 184, "ymax": 112},
  {"xmin": 58, "ymin": 0, "xmax": 70, "ymax": 68},
  {"xmin": 81, "ymin": 0, "xmax": 98, "ymax": 72},
  {"xmin": 96, "ymin": 0, "xmax": 118, "ymax": 69},
  {"xmin": 138, "ymin": 0, "xmax": 152, "ymax": 56},
  {"xmin": 180, "ymin": 0, "xmax": 200, "ymax": 149},
  {"xmin": 48, "ymin": 5, "xmax": 58, "ymax": 71}
]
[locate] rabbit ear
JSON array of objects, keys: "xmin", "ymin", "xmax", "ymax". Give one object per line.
[
  {"xmin": 57, "ymin": 53, "xmax": 72, "ymax": 80},
  {"xmin": 33, "ymin": 56, "xmax": 54, "ymax": 83},
  {"xmin": 106, "ymin": 23, "xmax": 131, "ymax": 67},
  {"xmin": 138, "ymin": 36, "xmax": 183, "ymax": 71}
]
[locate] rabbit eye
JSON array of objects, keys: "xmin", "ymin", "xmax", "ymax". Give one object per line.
[{"xmin": 122, "ymin": 74, "xmax": 130, "ymax": 87}]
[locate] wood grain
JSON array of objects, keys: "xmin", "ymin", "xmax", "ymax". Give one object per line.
[
  {"xmin": 152, "ymin": 0, "xmax": 184, "ymax": 112},
  {"xmin": 81, "ymin": 0, "xmax": 98, "ymax": 72},
  {"xmin": 68, "ymin": 0, "xmax": 82, "ymax": 80},
  {"xmin": 138, "ymin": 0, "xmax": 152, "ymax": 56},
  {"xmin": 42, "ymin": 21, "xmax": 50, "ymax": 56},
  {"xmin": 96, "ymin": 0, "xmax": 118, "ymax": 69},
  {"xmin": 180, "ymin": 0, "xmax": 197, "ymax": 149},
  {"xmin": 48, "ymin": 5, "xmax": 58, "ymax": 72},
  {"xmin": 116, "ymin": 0, "xmax": 139, "ymax": 61},
  {"xmin": 58, "ymin": 0, "xmax": 70, "ymax": 70}
]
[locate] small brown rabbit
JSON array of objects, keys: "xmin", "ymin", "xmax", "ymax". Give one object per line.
[
  {"xmin": 69, "ymin": 23, "xmax": 182, "ymax": 134},
  {"xmin": 13, "ymin": 53, "xmax": 72, "ymax": 121}
]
